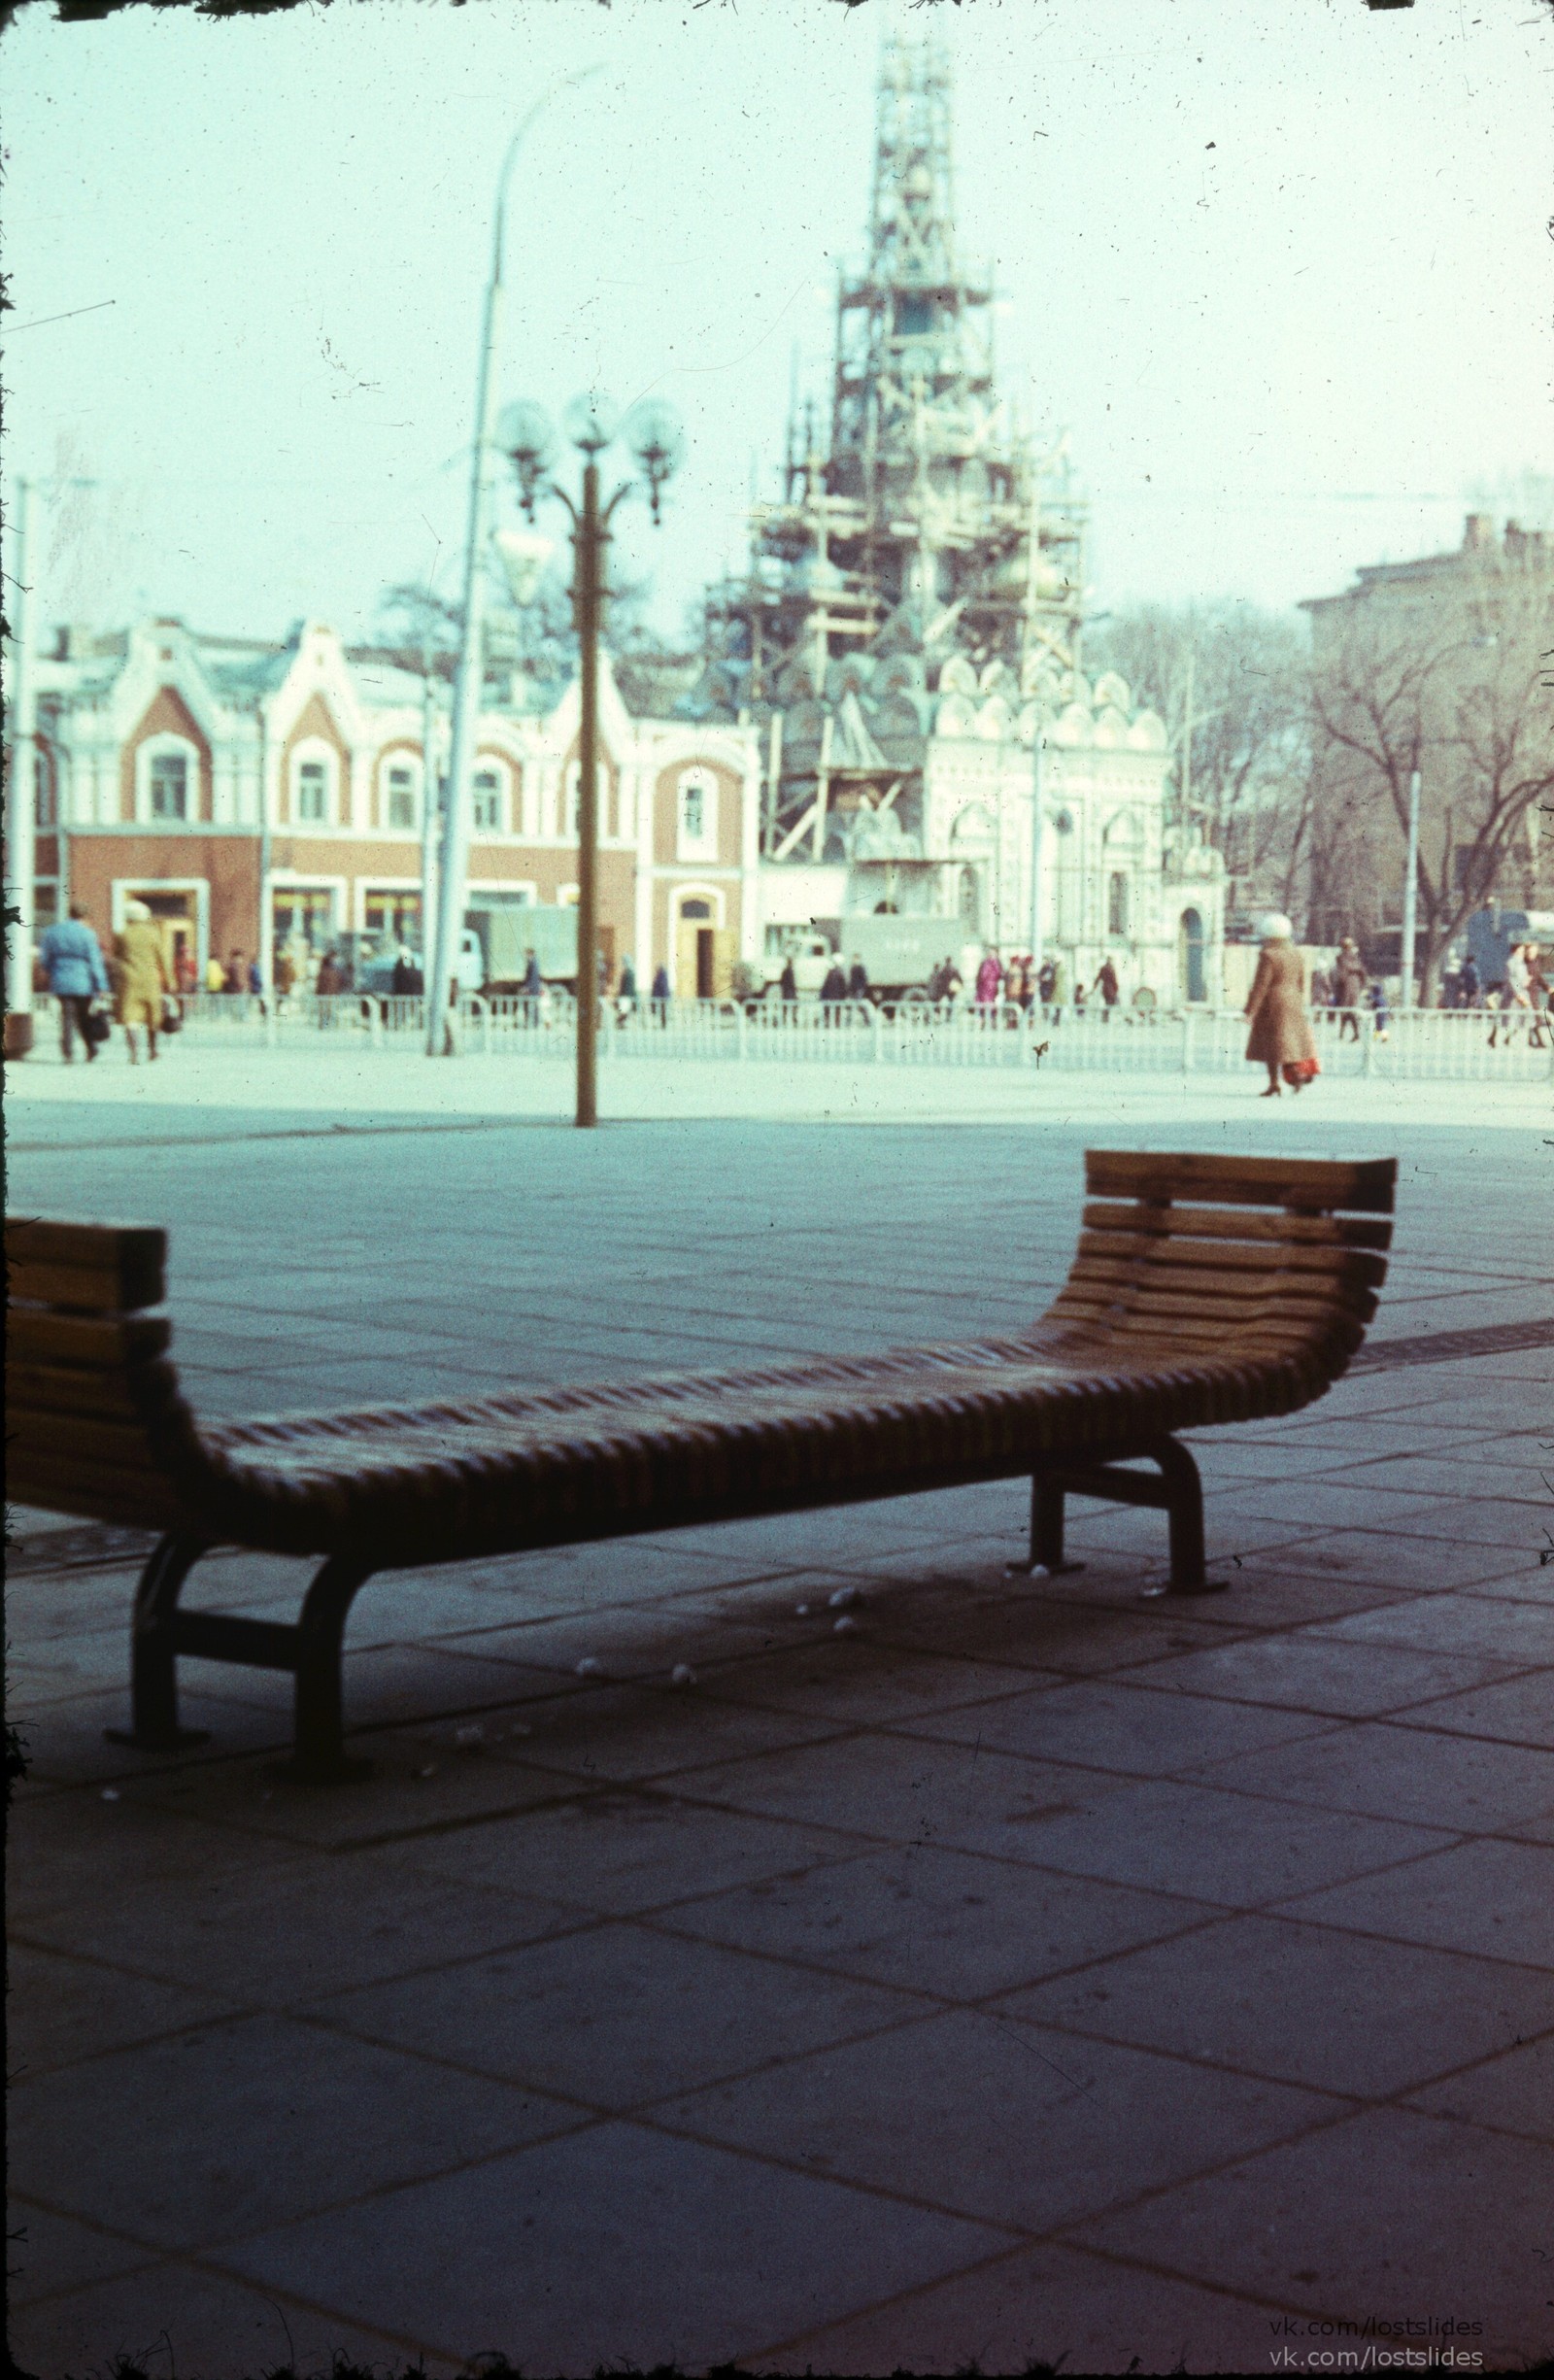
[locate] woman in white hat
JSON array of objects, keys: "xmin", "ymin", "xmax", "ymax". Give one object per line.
[
  {"xmin": 113, "ymin": 899, "xmax": 173, "ymax": 1064},
  {"xmin": 1244, "ymin": 912, "xmax": 1319, "ymax": 1097}
]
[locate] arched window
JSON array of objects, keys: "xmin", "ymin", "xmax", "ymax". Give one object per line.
[
  {"xmin": 384, "ymin": 762, "xmax": 418, "ymax": 832},
  {"xmin": 676, "ymin": 767, "xmax": 718, "ymax": 861},
  {"xmin": 137, "ymin": 733, "xmax": 200, "ymax": 824},
  {"xmin": 472, "ymin": 766, "xmax": 506, "ymax": 833},
  {"xmin": 289, "ymin": 739, "xmax": 338, "ymax": 828},
  {"xmin": 1107, "ymin": 871, "xmax": 1131, "ymax": 937}
]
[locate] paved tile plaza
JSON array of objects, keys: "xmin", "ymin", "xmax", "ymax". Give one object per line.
[{"xmin": 5, "ymin": 1061, "xmax": 1552, "ymax": 2377}]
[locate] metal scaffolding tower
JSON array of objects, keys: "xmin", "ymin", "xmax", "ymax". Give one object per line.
[{"xmin": 693, "ymin": 30, "xmax": 1088, "ymax": 865}]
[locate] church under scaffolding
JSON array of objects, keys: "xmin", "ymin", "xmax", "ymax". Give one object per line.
[
  {"xmin": 693, "ymin": 31, "xmax": 1087, "ymax": 866},
  {"xmin": 687, "ymin": 30, "xmax": 1225, "ymax": 1001}
]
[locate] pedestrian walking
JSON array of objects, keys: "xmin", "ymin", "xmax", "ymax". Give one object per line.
[
  {"xmin": 114, "ymin": 900, "xmax": 172, "ymax": 1064},
  {"xmin": 223, "ymin": 948, "xmax": 247, "ymax": 995},
  {"xmin": 1244, "ymin": 912, "xmax": 1319, "ymax": 1098},
  {"xmin": 616, "ymin": 955, "xmax": 637, "ymax": 1021},
  {"xmin": 1367, "ymin": 981, "xmax": 1391, "ymax": 1040},
  {"xmin": 175, "ymin": 947, "xmax": 199, "ymax": 997},
  {"xmin": 820, "ymin": 960, "xmax": 849, "ymax": 1008},
  {"xmin": 1334, "ymin": 936, "xmax": 1367, "ymax": 1041},
  {"xmin": 1006, "ymin": 955, "xmax": 1032, "ymax": 1016},
  {"xmin": 273, "ymin": 948, "xmax": 296, "ymax": 1005},
  {"xmin": 975, "ymin": 948, "xmax": 1003, "ymax": 1018},
  {"xmin": 846, "ymin": 954, "xmax": 870, "ymax": 1004},
  {"xmin": 778, "ymin": 956, "xmax": 797, "ymax": 1006},
  {"xmin": 39, "ymin": 902, "xmax": 110, "ymax": 1063},
  {"xmin": 651, "ymin": 962, "xmax": 671, "ymax": 1024},
  {"xmin": 203, "ymin": 951, "xmax": 224, "ymax": 994},
  {"xmin": 1093, "ymin": 956, "xmax": 1120, "ymax": 1021},
  {"xmin": 1459, "ymin": 953, "xmax": 1481, "ymax": 1009}
]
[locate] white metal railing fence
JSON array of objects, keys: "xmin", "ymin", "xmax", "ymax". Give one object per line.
[{"xmin": 27, "ymin": 994, "xmax": 1554, "ymax": 1083}]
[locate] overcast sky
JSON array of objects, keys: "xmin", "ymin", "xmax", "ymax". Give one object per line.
[{"xmin": 2, "ymin": 0, "xmax": 1548, "ymax": 653}]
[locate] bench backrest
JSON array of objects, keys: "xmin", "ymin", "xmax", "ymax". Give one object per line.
[
  {"xmin": 1044, "ymin": 1150, "xmax": 1397, "ymax": 1376},
  {"xmin": 6, "ymin": 1216, "xmax": 193, "ymax": 1528}
]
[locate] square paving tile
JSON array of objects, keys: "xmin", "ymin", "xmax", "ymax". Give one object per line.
[
  {"xmin": 1187, "ymin": 1717, "xmax": 1554, "ymax": 1833},
  {"xmin": 395, "ymin": 1786, "xmax": 862, "ymax": 1917},
  {"xmin": 306, "ymin": 1918, "xmax": 929, "ymax": 2108},
  {"xmin": 478, "ymin": 1676, "xmax": 849, "ymax": 1783},
  {"xmin": 1231, "ymin": 1531, "xmax": 1544, "ymax": 1594},
  {"xmin": 657, "ymin": 2005, "xmax": 1333, "ymax": 2231},
  {"xmin": 8, "ymin": 2012, "xmax": 584, "ymax": 2252},
  {"xmin": 705, "ymin": 1641, "xmax": 1051, "ymax": 1726},
  {"xmin": 7, "ymin": 2259, "xmax": 463, "ymax": 2380},
  {"xmin": 1391, "ymin": 1671, "xmax": 1554, "ymax": 1749},
  {"xmin": 939, "ymin": 1774, "xmax": 1451, "ymax": 1906},
  {"xmin": 5, "ymin": 1943, "xmax": 243, "ymax": 2079},
  {"xmin": 674, "ymin": 1731, "xmax": 1128, "ymax": 1861},
  {"xmin": 1132, "ymin": 1631, "xmax": 1520, "ymax": 1717},
  {"xmin": 749, "ymin": 2237, "xmax": 1309, "ymax": 2377},
  {"xmin": 660, "ymin": 1841, "xmax": 1214, "ymax": 1999},
  {"xmin": 997, "ymin": 1914, "xmax": 1554, "ymax": 2097},
  {"xmin": 1403, "ymin": 2032, "xmax": 1554, "ymax": 2142},
  {"xmin": 895, "ymin": 1678, "xmax": 1338, "ymax": 1777},
  {"xmin": 222, "ymin": 2119, "xmax": 1006, "ymax": 2373},
  {"xmin": 5, "ymin": 2198, "xmax": 160, "ymax": 2308},
  {"xmin": 5, "ymin": 1787, "xmax": 304, "ymax": 1928},
  {"xmin": 1307, "ymin": 1592, "xmax": 1554, "ymax": 1666},
  {"xmin": 18, "ymin": 1843, "xmax": 587, "ymax": 2007},
  {"xmin": 1274, "ymin": 1834, "xmax": 1554, "ymax": 1965},
  {"xmin": 1070, "ymin": 2107, "xmax": 1554, "ymax": 2363}
]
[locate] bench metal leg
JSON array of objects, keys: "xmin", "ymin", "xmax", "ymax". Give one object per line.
[
  {"xmin": 104, "ymin": 1536, "xmax": 376, "ymax": 1783},
  {"xmin": 1006, "ymin": 1478, "xmax": 1087, "ymax": 1579},
  {"xmin": 286, "ymin": 1555, "xmax": 375, "ymax": 1785},
  {"xmin": 105, "ymin": 1535, "xmax": 215, "ymax": 1751},
  {"xmin": 1141, "ymin": 1441, "xmax": 1227, "ymax": 1599}
]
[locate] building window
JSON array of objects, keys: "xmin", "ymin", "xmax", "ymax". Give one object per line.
[
  {"xmin": 472, "ymin": 768, "xmax": 504, "ymax": 833},
  {"xmin": 297, "ymin": 762, "xmax": 328, "ymax": 823},
  {"xmin": 33, "ymin": 751, "xmax": 57, "ymax": 828},
  {"xmin": 676, "ymin": 768, "xmax": 718, "ymax": 862},
  {"xmin": 1107, "ymin": 871, "xmax": 1130, "ymax": 937},
  {"xmin": 386, "ymin": 765, "xmax": 417, "ymax": 832},
  {"xmin": 150, "ymin": 752, "xmax": 189, "ymax": 822}
]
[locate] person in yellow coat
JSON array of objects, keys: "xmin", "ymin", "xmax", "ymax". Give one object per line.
[
  {"xmin": 114, "ymin": 900, "xmax": 172, "ymax": 1064},
  {"xmin": 1244, "ymin": 912, "xmax": 1319, "ymax": 1098}
]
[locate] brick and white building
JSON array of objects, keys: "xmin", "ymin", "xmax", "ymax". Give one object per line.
[{"xmin": 27, "ymin": 616, "xmax": 762, "ymax": 997}]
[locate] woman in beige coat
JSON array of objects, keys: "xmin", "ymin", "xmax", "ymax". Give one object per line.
[
  {"xmin": 114, "ymin": 900, "xmax": 172, "ymax": 1063},
  {"xmin": 1244, "ymin": 913, "xmax": 1319, "ymax": 1097}
]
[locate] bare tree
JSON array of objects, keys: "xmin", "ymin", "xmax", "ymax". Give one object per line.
[
  {"xmin": 369, "ymin": 564, "xmax": 695, "ymax": 715},
  {"xmin": 1308, "ymin": 543, "xmax": 1554, "ymax": 1000},
  {"xmin": 1085, "ymin": 600, "xmax": 1313, "ymax": 920}
]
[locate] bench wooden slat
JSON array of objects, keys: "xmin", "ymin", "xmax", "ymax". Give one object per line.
[
  {"xmin": 7, "ymin": 1361, "xmax": 152, "ymax": 1418},
  {"xmin": 6, "ymin": 1309, "xmax": 173, "ymax": 1367},
  {"xmin": 5, "ymin": 1218, "xmax": 167, "ymax": 1271},
  {"xmin": 9, "ymin": 1252, "xmax": 166, "ymax": 1314},
  {"xmin": 1081, "ymin": 1201, "xmax": 1393, "ymax": 1252},
  {"xmin": 1072, "ymin": 1234, "xmax": 1389, "ymax": 1286},
  {"xmin": 1085, "ymin": 1151, "xmax": 1397, "ymax": 1213}
]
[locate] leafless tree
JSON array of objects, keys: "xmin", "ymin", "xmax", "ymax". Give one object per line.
[
  {"xmin": 1085, "ymin": 600, "xmax": 1314, "ymax": 920},
  {"xmin": 370, "ymin": 565, "xmax": 694, "ymax": 715},
  {"xmin": 1308, "ymin": 546, "xmax": 1554, "ymax": 1001}
]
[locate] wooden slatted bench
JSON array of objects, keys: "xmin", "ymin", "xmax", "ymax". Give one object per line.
[{"xmin": 6, "ymin": 1148, "xmax": 1396, "ymax": 1783}]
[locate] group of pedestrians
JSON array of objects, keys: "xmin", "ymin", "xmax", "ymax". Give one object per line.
[{"xmin": 38, "ymin": 900, "xmax": 176, "ymax": 1065}]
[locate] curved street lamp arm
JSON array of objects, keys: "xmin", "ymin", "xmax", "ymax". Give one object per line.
[{"xmin": 492, "ymin": 64, "xmax": 606, "ymax": 286}]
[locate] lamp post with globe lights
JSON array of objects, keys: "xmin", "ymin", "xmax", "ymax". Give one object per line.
[{"xmin": 497, "ymin": 391, "xmax": 683, "ymax": 1127}]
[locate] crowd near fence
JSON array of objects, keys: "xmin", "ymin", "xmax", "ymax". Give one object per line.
[{"xmin": 35, "ymin": 989, "xmax": 1554, "ymax": 1083}]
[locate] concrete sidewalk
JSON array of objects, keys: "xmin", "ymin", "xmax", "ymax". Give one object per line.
[{"xmin": 6, "ymin": 1103, "xmax": 1551, "ymax": 2376}]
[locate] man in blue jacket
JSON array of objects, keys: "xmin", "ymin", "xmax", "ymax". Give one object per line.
[{"xmin": 38, "ymin": 903, "xmax": 110, "ymax": 1063}]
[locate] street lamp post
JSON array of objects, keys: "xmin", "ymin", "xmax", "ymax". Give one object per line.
[
  {"xmin": 5, "ymin": 476, "xmax": 40, "ymax": 1042},
  {"xmin": 1401, "ymin": 766, "xmax": 1422, "ymax": 1009},
  {"xmin": 425, "ymin": 69, "xmax": 602, "ymax": 1057},
  {"xmin": 497, "ymin": 392, "xmax": 683, "ymax": 1128}
]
